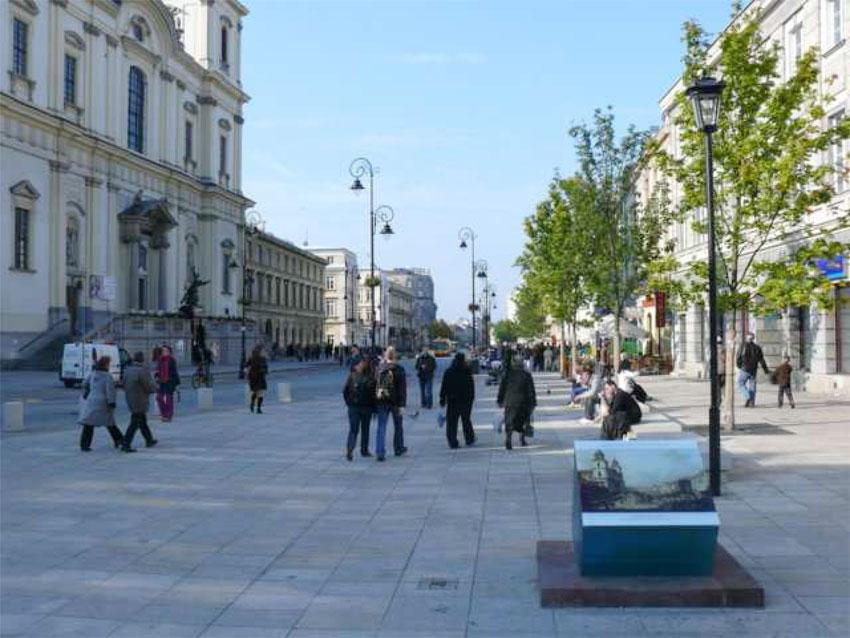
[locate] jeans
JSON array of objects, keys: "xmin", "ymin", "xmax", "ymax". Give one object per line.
[
  {"xmin": 778, "ymin": 384, "xmax": 795, "ymax": 407},
  {"xmin": 737, "ymin": 370, "xmax": 756, "ymax": 403},
  {"xmin": 346, "ymin": 406, "xmax": 372, "ymax": 453},
  {"xmin": 419, "ymin": 377, "xmax": 433, "ymax": 408},
  {"xmin": 376, "ymin": 405, "xmax": 404, "ymax": 457},
  {"xmin": 570, "ymin": 385, "xmax": 588, "ymax": 403},
  {"xmin": 583, "ymin": 396, "xmax": 599, "ymax": 419}
]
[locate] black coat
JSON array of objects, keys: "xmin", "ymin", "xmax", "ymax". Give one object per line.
[
  {"xmin": 343, "ymin": 371, "xmax": 376, "ymax": 409},
  {"xmin": 376, "ymin": 362, "xmax": 407, "ymax": 408},
  {"xmin": 497, "ymin": 368, "xmax": 537, "ymax": 433},
  {"xmin": 439, "ymin": 362, "xmax": 474, "ymax": 407},
  {"xmin": 737, "ymin": 342, "xmax": 769, "ymax": 375},
  {"xmin": 247, "ymin": 355, "xmax": 268, "ymax": 392}
]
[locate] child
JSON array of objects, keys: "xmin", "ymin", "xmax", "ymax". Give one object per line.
[{"xmin": 772, "ymin": 356, "xmax": 795, "ymax": 409}]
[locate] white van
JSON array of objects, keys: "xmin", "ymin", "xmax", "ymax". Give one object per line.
[{"xmin": 60, "ymin": 343, "xmax": 127, "ymax": 388}]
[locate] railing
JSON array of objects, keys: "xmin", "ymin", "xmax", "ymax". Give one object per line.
[{"xmin": 14, "ymin": 317, "xmax": 70, "ymax": 356}]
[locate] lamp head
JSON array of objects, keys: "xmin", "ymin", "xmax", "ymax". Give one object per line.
[
  {"xmin": 459, "ymin": 239, "xmax": 468, "ymax": 250},
  {"xmin": 380, "ymin": 222, "xmax": 394, "ymax": 238},
  {"xmin": 686, "ymin": 76, "xmax": 725, "ymax": 133},
  {"xmin": 350, "ymin": 177, "xmax": 364, "ymax": 194}
]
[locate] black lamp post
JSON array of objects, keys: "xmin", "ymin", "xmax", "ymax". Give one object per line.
[
  {"xmin": 686, "ymin": 75, "xmax": 725, "ymax": 497},
  {"xmin": 349, "ymin": 158, "xmax": 395, "ymax": 354},
  {"xmin": 458, "ymin": 227, "xmax": 478, "ymax": 350},
  {"xmin": 238, "ymin": 209, "xmax": 264, "ymax": 378},
  {"xmin": 475, "ymin": 260, "xmax": 488, "ymax": 349}
]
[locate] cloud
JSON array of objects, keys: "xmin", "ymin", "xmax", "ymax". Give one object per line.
[{"xmin": 398, "ymin": 52, "xmax": 485, "ymax": 65}]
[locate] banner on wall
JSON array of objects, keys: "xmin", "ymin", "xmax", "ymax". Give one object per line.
[{"xmin": 815, "ymin": 255, "xmax": 846, "ymax": 282}]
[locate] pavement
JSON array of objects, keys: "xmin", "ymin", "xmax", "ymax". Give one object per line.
[{"xmin": 0, "ymin": 368, "xmax": 848, "ymax": 637}]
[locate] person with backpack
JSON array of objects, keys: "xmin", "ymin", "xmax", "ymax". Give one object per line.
[
  {"xmin": 414, "ymin": 347, "xmax": 437, "ymax": 409},
  {"xmin": 375, "ymin": 346, "xmax": 408, "ymax": 462},
  {"xmin": 439, "ymin": 352, "xmax": 476, "ymax": 449},
  {"xmin": 600, "ymin": 379, "xmax": 642, "ymax": 440},
  {"xmin": 342, "ymin": 357, "xmax": 376, "ymax": 461},
  {"xmin": 737, "ymin": 332, "xmax": 769, "ymax": 407}
]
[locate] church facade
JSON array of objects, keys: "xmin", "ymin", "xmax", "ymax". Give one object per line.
[{"xmin": 1, "ymin": 0, "xmax": 253, "ymax": 365}]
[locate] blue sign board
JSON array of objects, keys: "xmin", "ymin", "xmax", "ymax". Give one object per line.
[{"xmin": 816, "ymin": 255, "xmax": 846, "ymax": 282}]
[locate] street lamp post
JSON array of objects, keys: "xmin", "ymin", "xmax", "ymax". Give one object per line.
[
  {"xmin": 475, "ymin": 260, "xmax": 488, "ymax": 349},
  {"xmin": 687, "ymin": 76, "xmax": 725, "ymax": 497},
  {"xmin": 349, "ymin": 158, "xmax": 395, "ymax": 354},
  {"xmin": 458, "ymin": 227, "xmax": 478, "ymax": 351},
  {"xmin": 238, "ymin": 209, "xmax": 264, "ymax": 378}
]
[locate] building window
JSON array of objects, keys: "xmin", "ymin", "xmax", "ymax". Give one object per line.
[
  {"xmin": 786, "ymin": 17, "xmax": 803, "ymax": 75},
  {"xmin": 326, "ymin": 275, "xmax": 335, "ymax": 290},
  {"xmin": 284, "ymin": 280, "xmax": 290, "ymax": 306},
  {"xmin": 137, "ymin": 244, "xmax": 148, "ymax": 310},
  {"xmin": 221, "ymin": 26, "xmax": 228, "ymax": 64},
  {"xmin": 244, "ymin": 269, "xmax": 253, "ymax": 302},
  {"xmin": 326, "ymin": 299, "xmax": 337, "ymax": 318},
  {"xmin": 828, "ymin": 110, "xmax": 846, "ymax": 193},
  {"xmin": 127, "ymin": 66, "xmax": 146, "ymax": 153},
  {"xmin": 66, "ymin": 217, "xmax": 80, "ymax": 269},
  {"xmin": 219, "ymin": 135, "xmax": 227, "ymax": 175},
  {"xmin": 12, "ymin": 18, "xmax": 27, "ymax": 76},
  {"xmin": 64, "ymin": 55, "xmax": 77, "ymax": 105},
  {"xmin": 275, "ymin": 278, "xmax": 281, "ymax": 305},
  {"xmin": 222, "ymin": 249, "xmax": 232, "ymax": 293},
  {"xmin": 132, "ymin": 22, "xmax": 144, "ymax": 42},
  {"xmin": 184, "ymin": 121, "xmax": 193, "ymax": 161},
  {"xmin": 828, "ymin": 0, "xmax": 843, "ymax": 47},
  {"xmin": 13, "ymin": 207, "xmax": 29, "ymax": 270}
]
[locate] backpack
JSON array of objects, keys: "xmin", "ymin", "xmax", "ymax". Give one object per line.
[
  {"xmin": 349, "ymin": 374, "xmax": 370, "ymax": 405},
  {"xmin": 376, "ymin": 367, "xmax": 395, "ymax": 402}
]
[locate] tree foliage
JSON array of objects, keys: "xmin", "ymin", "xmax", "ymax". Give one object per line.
[
  {"xmin": 492, "ymin": 319, "xmax": 519, "ymax": 344},
  {"xmin": 428, "ymin": 319, "xmax": 454, "ymax": 340}
]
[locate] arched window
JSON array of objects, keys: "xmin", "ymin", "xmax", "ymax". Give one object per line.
[
  {"xmin": 127, "ymin": 66, "xmax": 146, "ymax": 152},
  {"xmin": 132, "ymin": 22, "xmax": 144, "ymax": 42},
  {"xmin": 65, "ymin": 216, "xmax": 80, "ymax": 269}
]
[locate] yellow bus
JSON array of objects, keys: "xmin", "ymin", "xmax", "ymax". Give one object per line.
[{"xmin": 430, "ymin": 338, "xmax": 454, "ymax": 357}]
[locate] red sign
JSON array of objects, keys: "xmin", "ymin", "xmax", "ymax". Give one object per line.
[{"xmin": 654, "ymin": 292, "xmax": 666, "ymax": 329}]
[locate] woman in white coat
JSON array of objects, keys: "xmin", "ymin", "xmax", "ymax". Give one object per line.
[{"xmin": 78, "ymin": 356, "xmax": 124, "ymax": 451}]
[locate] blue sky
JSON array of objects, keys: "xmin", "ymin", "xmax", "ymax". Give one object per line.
[{"xmin": 241, "ymin": 1, "xmax": 732, "ymax": 322}]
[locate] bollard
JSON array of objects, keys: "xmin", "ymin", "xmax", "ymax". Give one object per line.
[
  {"xmin": 3, "ymin": 401, "xmax": 24, "ymax": 431},
  {"xmin": 197, "ymin": 387, "xmax": 213, "ymax": 410},
  {"xmin": 278, "ymin": 382, "xmax": 292, "ymax": 403}
]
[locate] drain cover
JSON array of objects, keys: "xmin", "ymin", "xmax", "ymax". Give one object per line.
[{"xmin": 417, "ymin": 577, "xmax": 459, "ymax": 591}]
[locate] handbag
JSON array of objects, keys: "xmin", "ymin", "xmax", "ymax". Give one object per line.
[{"xmin": 523, "ymin": 414, "xmax": 535, "ymax": 438}]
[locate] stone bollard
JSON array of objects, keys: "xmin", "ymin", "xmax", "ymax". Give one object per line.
[
  {"xmin": 278, "ymin": 382, "xmax": 292, "ymax": 403},
  {"xmin": 3, "ymin": 401, "xmax": 24, "ymax": 431},
  {"xmin": 197, "ymin": 387, "xmax": 213, "ymax": 410}
]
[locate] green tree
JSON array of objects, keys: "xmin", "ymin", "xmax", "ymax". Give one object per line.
[
  {"xmin": 513, "ymin": 282, "xmax": 547, "ymax": 340},
  {"xmin": 428, "ymin": 319, "xmax": 454, "ymax": 340},
  {"xmin": 492, "ymin": 319, "xmax": 519, "ymax": 344},
  {"xmin": 569, "ymin": 108, "xmax": 657, "ymax": 366},
  {"xmin": 654, "ymin": 12, "xmax": 850, "ymax": 428},
  {"xmin": 516, "ymin": 175, "xmax": 595, "ymax": 375}
]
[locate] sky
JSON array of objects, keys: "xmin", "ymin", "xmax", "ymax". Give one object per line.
[{"xmin": 241, "ymin": 1, "xmax": 733, "ymax": 323}]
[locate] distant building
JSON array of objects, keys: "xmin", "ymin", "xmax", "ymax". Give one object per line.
[
  {"xmin": 310, "ymin": 248, "xmax": 362, "ymax": 348},
  {"xmin": 386, "ymin": 268, "xmax": 436, "ymax": 350},
  {"xmin": 386, "ymin": 278, "xmax": 414, "ymax": 351},
  {"xmin": 357, "ymin": 271, "xmax": 389, "ymax": 348}
]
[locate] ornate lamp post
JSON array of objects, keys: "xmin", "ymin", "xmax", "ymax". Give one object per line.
[
  {"xmin": 686, "ymin": 75, "xmax": 725, "ymax": 496},
  {"xmin": 475, "ymin": 260, "xmax": 488, "ymax": 349},
  {"xmin": 238, "ymin": 209, "xmax": 264, "ymax": 378},
  {"xmin": 349, "ymin": 158, "xmax": 395, "ymax": 353},
  {"xmin": 458, "ymin": 227, "xmax": 479, "ymax": 351}
]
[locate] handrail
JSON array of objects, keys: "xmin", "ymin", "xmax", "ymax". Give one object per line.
[{"xmin": 16, "ymin": 318, "xmax": 69, "ymax": 353}]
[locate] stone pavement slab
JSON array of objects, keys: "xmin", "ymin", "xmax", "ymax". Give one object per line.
[{"xmin": 1, "ymin": 371, "xmax": 848, "ymax": 637}]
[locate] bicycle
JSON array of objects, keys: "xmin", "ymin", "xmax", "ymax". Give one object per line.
[{"xmin": 190, "ymin": 361, "xmax": 214, "ymax": 389}]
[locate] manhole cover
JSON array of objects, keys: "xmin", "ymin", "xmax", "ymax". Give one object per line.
[{"xmin": 417, "ymin": 577, "xmax": 459, "ymax": 591}]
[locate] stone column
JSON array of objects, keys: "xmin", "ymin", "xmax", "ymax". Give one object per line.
[{"xmin": 48, "ymin": 160, "xmax": 69, "ymax": 323}]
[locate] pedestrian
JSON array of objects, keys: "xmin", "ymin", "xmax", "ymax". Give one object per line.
[
  {"xmin": 414, "ymin": 346, "xmax": 437, "ymax": 409},
  {"xmin": 78, "ymin": 356, "xmax": 124, "ymax": 451},
  {"xmin": 772, "ymin": 356, "xmax": 795, "ymax": 408},
  {"xmin": 600, "ymin": 379, "xmax": 642, "ymax": 440},
  {"xmin": 346, "ymin": 345, "xmax": 362, "ymax": 371},
  {"xmin": 375, "ymin": 346, "xmax": 408, "ymax": 462},
  {"xmin": 439, "ymin": 352, "xmax": 476, "ymax": 448},
  {"xmin": 578, "ymin": 364, "xmax": 604, "ymax": 424},
  {"xmin": 121, "ymin": 351, "xmax": 158, "ymax": 453},
  {"xmin": 154, "ymin": 344, "xmax": 180, "ymax": 422},
  {"xmin": 246, "ymin": 345, "xmax": 268, "ymax": 413},
  {"xmin": 497, "ymin": 354, "xmax": 537, "ymax": 450},
  {"xmin": 736, "ymin": 332, "xmax": 769, "ymax": 407},
  {"xmin": 342, "ymin": 357, "xmax": 376, "ymax": 460},
  {"xmin": 543, "ymin": 346, "xmax": 553, "ymax": 372}
]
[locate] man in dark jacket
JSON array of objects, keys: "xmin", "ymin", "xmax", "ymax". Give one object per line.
[
  {"xmin": 121, "ymin": 352, "xmax": 158, "ymax": 452},
  {"xmin": 601, "ymin": 380, "xmax": 642, "ymax": 440},
  {"xmin": 342, "ymin": 358, "xmax": 376, "ymax": 461},
  {"xmin": 497, "ymin": 355, "xmax": 536, "ymax": 450},
  {"xmin": 415, "ymin": 347, "xmax": 437, "ymax": 409},
  {"xmin": 375, "ymin": 347, "xmax": 408, "ymax": 461},
  {"xmin": 439, "ymin": 352, "xmax": 476, "ymax": 448},
  {"xmin": 737, "ymin": 333, "xmax": 769, "ymax": 407}
]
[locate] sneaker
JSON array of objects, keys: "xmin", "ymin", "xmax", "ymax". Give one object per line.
[{"xmin": 146, "ymin": 439, "xmax": 159, "ymax": 448}]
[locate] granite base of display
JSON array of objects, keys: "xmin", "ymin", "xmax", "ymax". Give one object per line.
[{"xmin": 537, "ymin": 540, "xmax": 764, "ymax": 608}]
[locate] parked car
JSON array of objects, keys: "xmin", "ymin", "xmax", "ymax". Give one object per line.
[{"xmin": 60, "ymin": 342, "xmax": 130, "ymax": 388}]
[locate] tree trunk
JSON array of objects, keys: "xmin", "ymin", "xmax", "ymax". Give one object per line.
[
  {"xmin": 722, "ymin": 316, "xmax": 737, "ymax": 431},
  {"xmin": 571, "ymin": 322, "xmax": 579, "ymax": 380},
  {"xmin": 560, "ymin": 321, "xmax": 568, "ymax": 377},
  {"xmin": 612, "ymin": 306, "xmax": 623, "ymax": 372}
]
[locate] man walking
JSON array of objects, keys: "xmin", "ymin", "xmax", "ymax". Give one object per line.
[
  {"xmin": 439, "ymin": 352, "xmax": 476, "ymax": 448},
  {"xmin": 375, "ymin": 347, "xmax": 408, "ymax": 462},
  {"xmin": 736, "ymin": 332, "xmax": 769, "ymax": 407},
  {"xmin": 414, "ymin": 347, "xmax": 436, "ymax": 409},
  {"xmin": 121, "ymin": 351, "xmax": 158, "ymax": 453}
]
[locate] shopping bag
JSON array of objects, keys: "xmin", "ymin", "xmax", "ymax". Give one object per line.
[{"xmin": 524, "ymin": 414, "xmax": 535, "ymax": 438}]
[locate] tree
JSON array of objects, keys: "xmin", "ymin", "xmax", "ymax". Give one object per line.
[
  {"xmin": 513, "ymin": 282, "xmax": 547, "ymax": 340},
  {"xmin": 569, "ymin": 108, "xmax": 655, "ymax": 367},
  {"xmin": 428, "ymin": 319, "xmax": 454, "ymax": 340},
  {"xmin": 516, "ymin": 175, "xmax": 595, "ymax": 375},
  {"xmin": 654, "ymin": 11, "xmax": 850, "ymax": 428},
  {"xmin": 492, "ymin": 319, "xmax": 519, "ymax": 344}
]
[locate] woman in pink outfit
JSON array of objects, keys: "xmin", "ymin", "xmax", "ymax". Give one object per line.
[{"xmin": 154, "ymin": 345, "xmax": 180, "ymax": 421}]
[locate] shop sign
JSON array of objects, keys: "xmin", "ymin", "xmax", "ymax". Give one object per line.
[{"xmin": 815, "ymin": 255, "xmax": 846, "ymax": 282}]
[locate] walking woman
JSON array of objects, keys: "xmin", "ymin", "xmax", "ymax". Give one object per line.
[
  {"xmin": 246, "ymin": 345, "xmax": 268, "ymax": 413},
  {"xmin": 497, "ymin": 354, "xmax": 537, "ymax": 450},
  {"xmin": 78, "ymin": 356, "xmax": 124, "ymax": 451},
  {"xmin": 342, "ymin": 357, "xmax": 376, "ymax": 461},
  {"xmin": 155, "ymin": 344, "xmax": 180, "ymax": 422}
]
